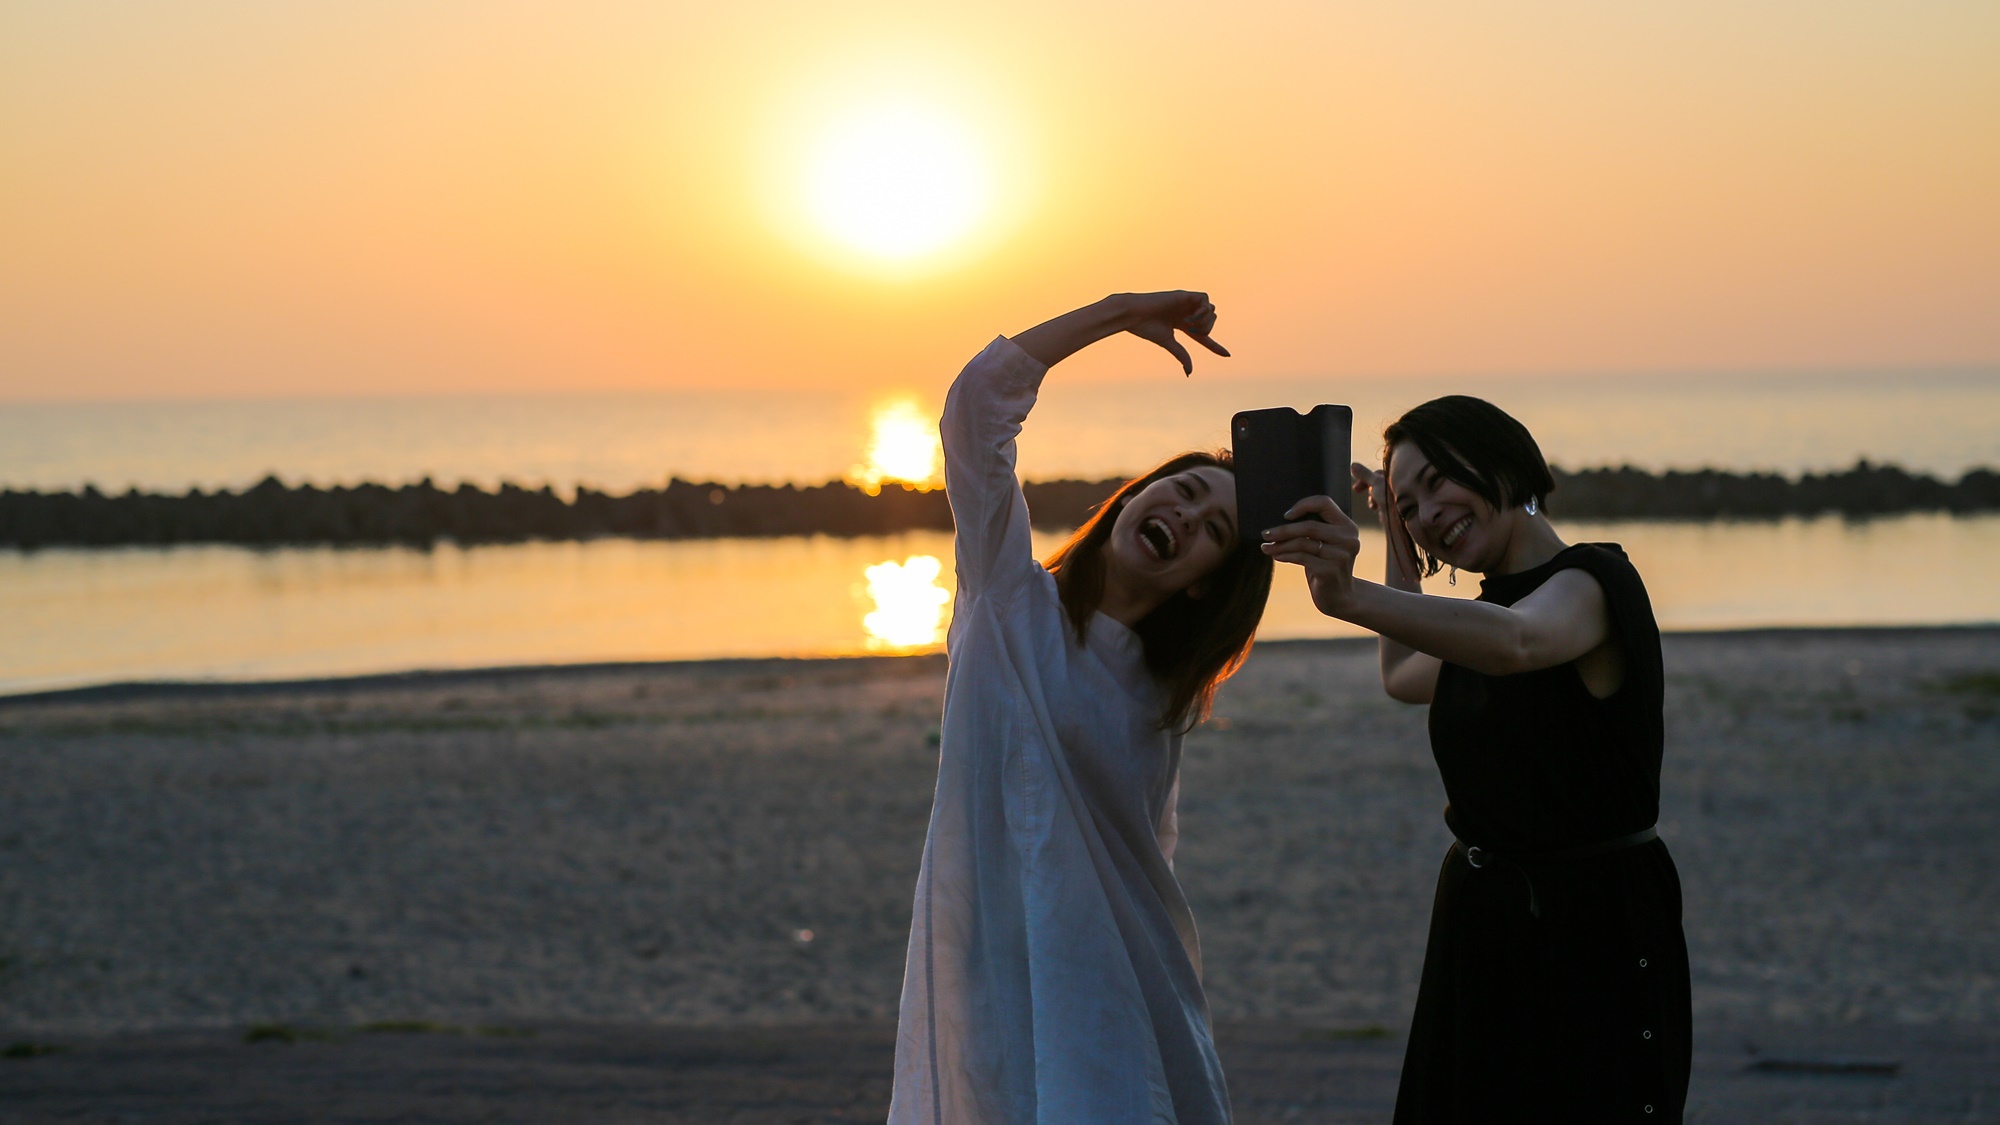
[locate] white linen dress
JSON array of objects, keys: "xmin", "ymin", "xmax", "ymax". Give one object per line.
[{"xmin": 888, "ymin": 337, "xmax": 1231, "ymax": 1125}]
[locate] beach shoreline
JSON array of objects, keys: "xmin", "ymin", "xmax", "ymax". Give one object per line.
[{"xmin": 6, "ymin": 623, "xmax": 1994, "ymax": 706}]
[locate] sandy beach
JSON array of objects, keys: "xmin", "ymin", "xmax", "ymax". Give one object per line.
[{"xmin": 3, "ymin": 628, "xmax": 1997, "ymax": 1121}]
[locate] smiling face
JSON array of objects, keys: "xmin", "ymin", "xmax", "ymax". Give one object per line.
[
  {"xmin": 1104, "ymin": 465, "xmax": 1240, "ymax": 599},
  {"xmin": 1387, "ymin": 440, "xmax": 1515, "ymax": 574}
]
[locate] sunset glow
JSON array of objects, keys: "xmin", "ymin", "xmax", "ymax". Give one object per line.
[
  {"xmin": 851, "ymin": 399, "xmax": 942, "ymax": 495},
  {"xmin": 0, "ymin": 3, "xmax": 1994, "ymax": 402},
  {"xmin": 805, "ymin": 103, "xmax": 991, "ymax": 260}
]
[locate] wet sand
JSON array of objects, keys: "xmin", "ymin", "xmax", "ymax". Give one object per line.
[{"xmin": 2, "ymin": 628, "xmax": 1996, "ymax": 1120}]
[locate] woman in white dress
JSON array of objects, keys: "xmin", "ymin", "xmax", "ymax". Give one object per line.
[{"xmin": 890, "ymin": 291, "xmax": 1274, "ymax": 1124}]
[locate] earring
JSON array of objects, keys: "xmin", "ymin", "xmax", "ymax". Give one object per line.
[
  {"xmin": 1447, "ymin": 566, "xmax": 1458, "ymax": 587},
  {"xmin": 1525, "ymin": 496, "xmax": 1541, "ymax": 516}
]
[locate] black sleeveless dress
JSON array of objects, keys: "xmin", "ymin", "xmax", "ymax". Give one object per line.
[{"xmin": 1393, "ymin": 543, "xmax": 1691, "ymax": 1123}]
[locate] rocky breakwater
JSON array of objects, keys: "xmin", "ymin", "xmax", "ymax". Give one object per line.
[{"xmin": 0, "ymin": 462, "xmax": 1994, "ymax": 548}]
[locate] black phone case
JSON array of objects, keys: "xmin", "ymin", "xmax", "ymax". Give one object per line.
[{"xmin": 1232, "ymin": 405, "xmax": 1353, "ymax": 541}]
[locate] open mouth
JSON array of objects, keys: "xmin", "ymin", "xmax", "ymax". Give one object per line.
[
  {"xmin": 1139, "ymin": 516, "xmax": 1179, "ymax": 561},
  {"xmin": 1440, "ymin": 515, "xmax": 1473, "ymax": 549}
]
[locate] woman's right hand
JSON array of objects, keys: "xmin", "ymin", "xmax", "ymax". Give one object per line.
[
  {"xmin": 1352, "ymin": 462, "xmax": 1423, "ymax": 588},
  {"xmin": 1119, "ymin": 291, "xmax": 1229, "ymax": 375},
  {"xmin": 1260, "ymin": 495, "xmax": 1363, "ymax": 618},
  {"xmin": 1011, "ymin": 291, "xmax": 1229, "ymax": 374}
]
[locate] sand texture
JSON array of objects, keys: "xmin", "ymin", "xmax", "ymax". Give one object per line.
[
  {"xmin": 2, "ymin": 628, "xmax": 1997, "ymax": 1119},
  {"xmin": 5, "ymin": 1020, "xmax": 1996, "ymax": 1124}
]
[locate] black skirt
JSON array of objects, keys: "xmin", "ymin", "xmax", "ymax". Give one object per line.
[{"xmin": 1393, "ymin": 838, "xmax": 1691, "ymax": 1122}]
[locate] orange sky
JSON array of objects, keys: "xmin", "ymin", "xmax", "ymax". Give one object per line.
[{"xmin": 2, "ymin": 0, "xmax": 1996, "ymax": 401}]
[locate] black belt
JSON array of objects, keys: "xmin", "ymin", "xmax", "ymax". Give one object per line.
[{"xmin": 1454, "ymin": 826, "xmax": 1660, "ymax": 919}]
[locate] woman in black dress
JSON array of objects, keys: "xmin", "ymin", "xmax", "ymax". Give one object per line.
[{"xmin": 1259, "ymin": 395, "xmax": 1691, "ymax": 1122}]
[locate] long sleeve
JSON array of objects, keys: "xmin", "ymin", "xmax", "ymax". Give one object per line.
[
  {"xmin": 894, "ymin": 334, "xmax": 1227, "ymax": 1125},
  {"xmin": 940, "ymin": 336, "xmax": 1048, "ymax": 603}
]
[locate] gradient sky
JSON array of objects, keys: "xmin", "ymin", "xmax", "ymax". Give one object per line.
[{"xmin": 3, "ymin": 0, "xmax": 1996, "ymax": 401}]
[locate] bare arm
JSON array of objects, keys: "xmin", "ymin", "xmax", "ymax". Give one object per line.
[
  {"xmin": 1318, "ymin": 567, "xmax": 1611, "ymax": 676},
  {"xmin": 1010, "ymin": 292, "xmax": 1229, "ymax": 373},
  {"xmin": 1263, "ymin": 496, "xmax": 1613, "ymax": 678}
]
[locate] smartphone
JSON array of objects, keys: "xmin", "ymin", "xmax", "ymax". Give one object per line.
[{"xmin": 1231, "ymin": 405, "xmax": 1353, "ymax": 541}]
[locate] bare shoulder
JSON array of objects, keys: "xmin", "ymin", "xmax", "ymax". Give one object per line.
[
  {"xmin": 1529, "ymin": 567, "xmax": 1624, "ymax": 697},
  {"xmin": 1504, "ymin": 562, "xmax": 1618, "ymax": 678},
  {"xmin": 1517, "ymin": 565, "xmax": 1609, "ymax": 617}
]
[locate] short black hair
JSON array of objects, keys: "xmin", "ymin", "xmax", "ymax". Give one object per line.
[{"xmin": 1383, "ymin": 395, "xmax": 1555, "ymax": 575}]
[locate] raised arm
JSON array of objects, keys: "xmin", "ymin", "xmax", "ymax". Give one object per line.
[
  {"xmin": 1261, "ymin": 496, "xmax": 1612, "ymax": 679},
  {"xmin": 1011, "ymin": 291, "xmax": 1228, "ymax": 373},
  {"xmin": 942, "ymin": 292, "xmax": 1229, "ymax": 600}
]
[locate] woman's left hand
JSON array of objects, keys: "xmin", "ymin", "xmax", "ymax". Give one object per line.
[{"xmin": 1260, "ymin": 495, "xmax": 1362, "ymax": 616}]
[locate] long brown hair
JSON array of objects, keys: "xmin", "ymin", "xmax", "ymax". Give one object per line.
[{"xmin": 1042, "ymin": 451, "xmax": 1273, "ymax": 733}]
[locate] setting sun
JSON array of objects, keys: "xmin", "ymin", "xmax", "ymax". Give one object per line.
[
  {"xmin": 804, "ymin": 103, "xmax": 991, "ymax": 260},
  {"xmin": 851, "ymin": 399, "xmax": 942, "ymax": 494}
]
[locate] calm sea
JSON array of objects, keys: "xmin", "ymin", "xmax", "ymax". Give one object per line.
[
  {"xmin": 4, "ymin": 369, "xmax": 1997, "ymax": 693},
  {"xmin": 5, "ymin": 369, "xmax": 1997, "ymax": 493}
]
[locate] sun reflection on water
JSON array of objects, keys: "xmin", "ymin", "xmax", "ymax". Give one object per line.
[
  {"xmin": 850, "ymin": 399, "xmax": 941, "ymax": 495},
  {"xmin": 861, "ymin": 554, "xmax": 952, "ymax": 650}
]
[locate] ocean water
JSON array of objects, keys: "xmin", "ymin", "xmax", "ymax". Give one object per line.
[
  {"xmin": 3, "ymin": 515, "xmax": 1996, "ymax": 695},
  {"xmin": 3, "ymin": 369, "xmax": 1997, "ymax": 692},
  {"xmin": 3, "ymin": 369, "xmax": 1996, "ymax": 494}
]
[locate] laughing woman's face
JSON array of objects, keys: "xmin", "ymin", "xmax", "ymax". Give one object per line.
[
  {"xmin": 1104, "ymin": 466, "xmax": 1240, "ymax": 598},
  {"xmin": 1387, "ymin": 441, "xmax": 1506, "ymax": 574}
]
